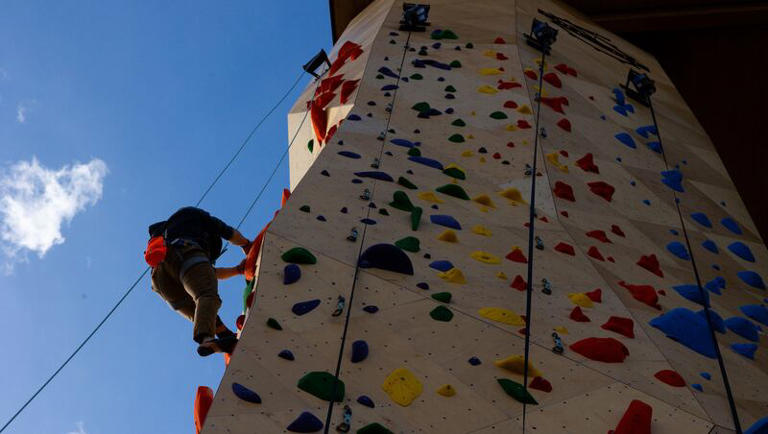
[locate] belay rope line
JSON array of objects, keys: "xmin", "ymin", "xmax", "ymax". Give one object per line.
[
  {"xmin": 322, "ymin": 31, "xmax": 413, "ymax": 434},
  {"xmin": 0, "ymin": 69, "xmax": 313, "ymax": 434}
]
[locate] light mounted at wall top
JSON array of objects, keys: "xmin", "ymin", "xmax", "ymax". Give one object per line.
[
  {"xmin": 623, "ymin": 69, "xmax": 656, "ymax": 106},
  {"xmin": 400, "ymin": 3, "xmax": 430, "ymax": 32},
  {"xmin": 302, "ymin": 49, "xmax": 331, "ymax": 79},
  {"xmin": 524, "ymin": 18, "xmax": 558, "ymax": 54}
]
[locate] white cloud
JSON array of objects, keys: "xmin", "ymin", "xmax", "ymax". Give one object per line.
[
  {"xmin": 67, "ymin": 421, "xmax": 88, "ymax": 434},
  {"xmin": 0, "ymin": 157, "xmax": 108, "ymax": 265},
  {"xmin": 15, "ymin": 103, "xmax": 26, "ymax": 123}
]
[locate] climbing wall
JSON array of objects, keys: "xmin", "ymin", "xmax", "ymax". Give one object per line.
[{"xmin": 202, "ymin": 0, "xmax": 768, "ymax": 433}]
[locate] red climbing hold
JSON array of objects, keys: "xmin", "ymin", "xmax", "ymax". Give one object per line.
[
  {"xmin": 556, "ymin": 118, "xmax": 572, "ymax": 132},
  {"xmin": 310, "ymin": 99, "xmax": 328, "ymax": 144},
  {"xmin": 506, "ymin": 248, "xmax": 528, "ymax": 263},
  {"xmin": 570, "ymin": 306, "xmax": 591, "ymax": 322},
  {"xmin": 494, "ymin": 36, "xmax": 506, "ymax": 44},
  {"xmin": 340, "ymin": 79, "xmax": 360, "ymax": 104},
  {"xmin": 325, "ymin": 121, "xmax": 341, "ymax": 144},
  {"xmin": 492, "ymin": 152, "xmax": 502, "ymax": 159},
  {"xmin": 555, "ymin": 242, "xmax": 575, "ymax": 256},
  {"xmin": 619, "ymin": 281, "xmax": 661, "ymax": 309},
  {"xmin": 503, "ymin": 100, "xmax": 518, "ymax": 109},
  {"xmin": 559, "ymin": 150, "xmax": 569, "ymax": 157},
  {"xmin": 654, "ymin": 370, "xmax": 686, "ymax": 387},
  {"xmin": 314, "ymin": 89, "xmax": 337, "ymax": 110},
  {"xmin": 560, "ymin": 211, "xmax": 569, "ymax": 218},
  {"xmin": 318, "ymin": 74, "xmax": 345, "ymax": 95},
  {"xmin": 585, "ymin": 288, "xmax": 602, "ymax": 303},
  {"xmin": 587, "ymin": 181, "xmax": 615, "ymax": 202},
  {"xmin": 517, "ymin": 119, "xmax": 532, "ymax": 129},
  {"xmin": 245, "ymin": 223, "xmax": 270, "ymax": 281},
  {"xmin": 610, "ymin": 400, "xmax": 652, "ymax": 434},
  {"xmin": 497, "ymin": 80, "xmax": 522, "ymax": 90},
  {"xmin": 607, "ymin": 256, "xmax": 615, "ymax": 263},
  {"xmin": 601, "ymin": 316, "xmax": 635, "ymax": 338},
  {"xmin": 542, "ymin": 72, "xmax": 562, "ymax": 88},
  {"xmin": 496, "ymin": 52, "xmax": 509, "ymax": 60},
  {"xmin": 586, "ymin": 230, "xmax": 611, "ymax": 243},
  {"xmin": 570, "ymin": 337, "xmax": 629, "ymax": 363},
  {"xmin": 576, "ymin": 153, "xmax": 599, "ymax": 173},
  {"xmin": 507, "ymin": 142, "xmax": 515, "ymax": 148},
  {"xmin": 524, "ymin": 69, "xmax": 538, "ymax": 80},
  {"xmin": 511, "ymin": 274, "xmax": 527, "ymax": 291},
  {"xmin": 587, "ymin": 246, "xmax": 605, "ymax": 261},
  {"xmin": 329, "ymin": 41, "xmax": 363, "ymax": 75},
  {"xmin": 611, "ymin": 224, "xmax": 625, "ymax": 237},
  {"xmin": 529, "ymin": 376, "xmax": 553, "ymax": 392},
  {"xmin": 539, "ymin": 216, "xmax": 549, "ymax": 223},
  {"xmin": 554, "ymin": 63, "xmax": 577, "ymax": 76},
  {"xmin": 658, "ymin": 289, "xmax": 666, "ymax": 296},
  {"xmin": 246, "ymin": 291, "xmax": 255, "ymax": 309},
  {"xmin": 236, "ymin": 314, "xmax": 245, "ymax": 331},
  {"xmin": 540, "ymin": 96, "xmax": 568, "ymax": 114},
  {"xmin": 194, "ymin": 386, "xmax": 214, "ymax": 434},
  {"xmin": 636, "ymin": 254, "xmax": 664, "ymax": 278},
  {"xmin": 553, "ymin": 181, "xmax": 575, "ymax": 202}
]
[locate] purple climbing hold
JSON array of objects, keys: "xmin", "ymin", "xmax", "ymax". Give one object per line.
[
  {"xmin": 279, "ymin": 349, "xmax": 295, "ymax": 361},
  {"xmin": 317, "ymin": 215, "xmax": 326, "ymax": 222},
  {"xmin": 614, "ymin": 133, "xmax": 636, "ymax": 148},
  {"xmin": 284, "ymin": 264, "xmax": 301, "ymax": 285},
  {"xmin": 351, "ymin": 340, "xmax": 369, "ymax": 363},
  {"xmin": 287, "ymin": 411, "xmax": 324, "ymax": 433},
  {"xmin": 357, "ymin": 395, "xmax": 375, "ymax": 408},
  {"xmin": 354, "ymin": 171, "xmax": 394, "ymax": 182},
  {"xmin": 728, "ymin": 241, "xmax": 755, "ymax": 262},
  {"xmin": 292, "ymin": 299, "xmax": 321, "ymax": 316},
  {"xmin": 408, "ymin": 156, "xmax": 444, "ymax": 170},
  {"xmin": 340, "ymin": 207, "xmax": 348, "ymax": 214},
  {"xmin": 740, "ymin": 304, "xmax": 768, "ymax": 326},
  {"xmin": 468, "ymin": 356, "xmax": 482, "ymax": 366},
  {"xmin": 724, "ymin": 317, "xmax": 760, "ymax": 341},
  {"xmin": 429, "ymin": 260, "xmax": 454, "ymax": 272},
  {"xmin": 690, "ymin": 212, "xmax": 712, "ymax": 228},
  {"xmin": 738, "ymin": 270, "xmax": 766, "ymax": 290},
  {"xmin": 338, "ymin": 151, "xmax": 361, "ymax": 159},
  {"xmin": 232, "ymin": 382, "xmax": 262, "ymax": 404},
  {"xmin": 363, "ymin": 305, "xmax": 379, "ymax": 314},
  {"xmin": 430, "ymin": 214, "xmax": 461, "ymax": 230},
  {"xmin": 417, "ymin": 282, "xmax": 430, "ymax": 290},
  {"xmin": 358, "ymin": 243, "xmax": 414, "ymax": 275},
  {"xmin": 731, "ymin": 343, "xmax": 758, "ymax": 359},
  {"xmin": 721, "ymin": 217, "xmax": 742, "ymax": 234},
  {"xmin": 702, "ymin": 239, "xmax": 719, "ymax": 254}
]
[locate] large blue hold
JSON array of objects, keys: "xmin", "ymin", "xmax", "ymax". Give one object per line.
[
  {"xmin": 649, "ymin": 307, "xmax": 717, "ymax": 358},
  {"xmin": 704, "ymin": 276, "xmax": 725, "ymax": 295},
  {"xmin": 721, "ymin": 217, "xmax": 742, "ymax": 234},
  {"xmin": 745, "ymin": 416, "xmax": 768, "ymax": 434},
  {"xmin": 697, "ymin": 308, "xmax": 726, "ymax": 333},
  {"xmin": 284, "ymin": 264, "xmax": 301, "ymax": 285},
  {"xmin": 430, "ymin": 214, "xmax": 461, "ymax": 230},
  {"xmin": 724, "ymin": 316, "xmax": 760, "ymax": 341},
  {"xmin": 408, "ymin": 156, "xmax": 444, "ymax": 170},
  {"xmin": 358, "ymin": 243, "xmax": 414, "ymax": 275},
  {"xmin": 666, "ymin": 241, "xmax": 690, "ymax": 260},
  {"xmin": 354, "ymin": 171, "xmax": 394, "ymax": 182},
  {"xmin": 232, "ymin": 382, "xmax": 262, "ymax": 404},
  {"xmin": 738, "ymin": 270, "xmax": 766, "ymax": 290},
  {"xmin": 673, "ymin": 284, "xmax": 709, "ymax": 306},
  {"xmin": 292, "ymin": 299, "xmax": 321, "ymax": 316},
  {"xmin": 732, "ymin": 343, "xmax": 758, "ymax": 359},
  {"xmin": 636, "ymin": 125, "xmax": 657, "ymax": 138},
  {"xmin": 701, "ymin": 239, "xmax": 719, "ymax": 254},
  {"xmin": 390, "ymin": 138, "xmax": 414, "ymax": 148},
  {"xmin": 661, "ymin": 169, "xmax": 684, "ymax": 192},
  {"xmin": 740, "ymin": 304, "xmax": 768, "ymax": 326},
  {"xmin": 728, "ymin": 241, "xmax": 755, "ymax": 262},
  {"xmin": 429, "ymin": 260, "xmax": 454, "ymax": 272},
  {"xmin": 614, "ymin": 132, "xmax": 636, "ymax": 149},
  {"xmin": 351, "ymin": 340, "xmax": 369, "ymax": 363},
  {"xmin": 690, "ymin": 212, "xmax": 712, "ymax": 228},
  {"xmin": 287, "ymin": 411, "xmax": 324, "ymax": 433}
]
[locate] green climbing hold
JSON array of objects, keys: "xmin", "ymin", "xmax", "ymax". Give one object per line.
[
  {"xmin": 298, "ymin": 371, "xmax": 345, "ymax": 402},
  {"xmin": 412, "ymin": 102, "xmax": 431, "ymax": 113},
  {"xmin": 431, "ymin": 292, "xmax": 452, "ymax": 303},
  {"xmin": 448, "ymin": 134, "xmax": 465, "ymax": 143},
  {"xmin": 266, "ymin": 317, "xmax": 282, "ymax": 330},
  {"xmin": 376, "ymin": 74, "xmax": 384, "ymax": 79},
  {"xmin": 398, "ymin": 176, "xmax": 418, "ymax": 190},
  {"xmin": 465, "ymin": 42, "xmax": 474, "ymax": 48},
  {"xmin": 497, "ymin": 379, "xmax": 538, "ymax": 404},
  {"xmin": 242, "ymin": 280, "xmax": 255, "ymax": 311},
  {"xmin": 436, "ymin": 184, "xmax": 470, "ymax": 200},
  {"xmin": 445, "ymin": 85, "xmax": 456, "ymax": 92},
  {"xmin": 390, "ymin": 191, "xmax": 415, "ymax": 212},
  {"xmin": 409, "ymin": 73, "xmax": 423, "ymax": 80},
  {"xmin": 442, "ymin": 167, "xmax": 466, "ymax": 180},
  {"xmin": 411, "ymin": 207, "xmax": 423, "ymax": 231},
  {"xmin": 407, "ymin": 147, "xmax": 422, "ymax": 157},
  {"xmin": 490, "ymin": 111, "xmax": 508, "ymax": 120},
  {"xmin": 281, "ymin": 247, "xmax": 317, "ymax": 264},
  {"xmin": 430, "ymin": 305, "xmax": 454, "ymax": 322},
  {"xmin": 357, "ymin": 423, "xmax": 394, "ymax": 434},
  {"xmin": 299, "ymin": 205, "xmax": 311, "ymax": 213},
  {"xmin": 432, "ymin": 29, "xmax": 459, "ymax": 40},
  {"xmin": 395, "ymin": 236, "xmax": 420, "ymax": 252},
  {"xmin": 449, "ymin": 60, "xmax": 462, "ymax": 68},
  {"xmin": 379, "ymin": 208, "xmax": 389, "ymax": 216},
  {"xmin": 307, "ymin": 139, "xmax": 314, "ymax": 153},
  {"xmin": 451, "ymin": 119, "xmax": 466, "ymax": 127}
]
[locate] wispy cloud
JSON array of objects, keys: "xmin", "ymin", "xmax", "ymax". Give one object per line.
[
  {"xmin": 0, "ymin": 67, "xmax": 8, "ymax": 80},
  {"xmin": 0, "ymin": 157, "xmax": 108, "ymax": 270},
  {"xmin": 67, "ymin": 421, "xmax": 88, "ymax": 434},
  {"xmin": 15, "ymin": 103, "xmax": 27, "ymax": 123}
]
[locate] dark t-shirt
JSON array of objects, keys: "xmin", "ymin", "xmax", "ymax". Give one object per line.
[{"xmin": 149, "ymin": 207, "xmax": 234, "ymax": 262}]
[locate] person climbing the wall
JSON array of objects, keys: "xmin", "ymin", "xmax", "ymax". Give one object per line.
[{"xmin": 145, "ymin": 206, "xmax": 252, "ymax": 357}]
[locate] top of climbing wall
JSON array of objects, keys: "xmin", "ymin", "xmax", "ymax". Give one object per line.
[{"xmin": 201, "ymin": 0, "xmax": 768, "ymax": 433}]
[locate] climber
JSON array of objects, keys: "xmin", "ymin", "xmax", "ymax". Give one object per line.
[{"xmin": 146, "ymin": 206, "xmax": 252, "ymax": 357}]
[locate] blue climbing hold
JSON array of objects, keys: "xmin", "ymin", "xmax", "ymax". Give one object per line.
[
  {"xmin": 691, "ymin": 384, "xmax": 703, "ymax": 392},
  {"xmin": 636, "ymin": 125, "xmax": 657, "ymax": 138},
  {"xmin": 390, "ymin": 138, "xmax": 414, "ymax": 148},
  {"xmin": 429, "ymin": 260, "xmax": 454, "ymax": 272},
  {"xmin": 701, "ymin": 239, "xmax": 719, "ymax": 254},
  {"xmin": 232, "ymin": 382, "xmax": 262, "ymax": 404},
  {"xmin": 670, "ymin": 229, "xmax": 679, "ymax": 235},
  {"xmin": 408, "ymin": 156, "xmax": 444, "ymax": 170},
  {"xmin": 279, "ymin": 349, "xmax": 295, "ymax": 361},
  {"xmin": 363, "ymin": 305, "xmax": 379, "ymax": 313},
  {"xmin": 430, "ymin": 214, "xmax": 461, "ymax": 230},
  {"xmin": 666, "ymin": 242, "xmax": 690, "ymax": 260},
  {"xmin": 745, "ymin": 416, "xmax": 768, "ymax": 434},
  {"xmin": 417, "ymin": 282, "xmax": 430, "ymax": 290},
  {"xmin": 292, "ymin": 299, "xmax": 321, "ymax": 316},
  {"xmin": 738, "ymin": 270, "xmax": 766, "ymax": 290},
  {"xmin": 351, "ymin": 340, "xmax": 369, "ymax": 363},
  {"xmin": 614, "ymin": 132, "xmax": 636, "ymax": 149},
  {"xmin": 612, "ymin": 88, "xmax": 626, "ymax": 105},
  {"xmin": 725, "ymin": 316, "xmax": 760, "ymax": 341},
  {"xmin": 287, "ymin": 411, "xmax": 324, "ymax": 433},
  {"xmin": 697, "ymin": 309, "xmax": 726, "ymax": 333},
  {"xmin": 704, "ymin": 276, "xmax": 725, "ymax": 295},
  {"xmin": 690, "ymin": 212, "xmax": 712, "ymax": 228},
  {"xmin": 378, "ymin": 66, "xmax": 399, "ymax": 78},
  {"xmin": 317, "ymin": 215, "xmax": 326, "ymax": 222},
  {"xmin": 360, "ymin": 218, "xmax": 377, "ymax": 225},
  {"xmin": 284, "ymin": 264, "xmax": 301, "ymax": 285},
  {"xmin": 731, "ymin": 343, "xmax": 758, "ymax": 359},
  {"xmin": 646, "ymin": 141, "xmax": 662, "ymax": 153},
  {"xmin": 740, "ymin": 304, "xmax": 768, "ymax": 326},
  {"xmin": 673, "ymin": 284, "xmax": 709, "ymax": 306},
  {"xmin": 613, "ymin": 105, "xmax": 628, "ymax": 116},
  {"xmin": 358, "ymin": 243, "xmax": 414, "ymax": 275},
  {"xmin": 381, "ymin": 84, "xmax": 399, "ymax": 91},
  {"xmin": 347, "ymin": 114, "xmax": 361, "ymax": 121},
  {"xmin": 721, "ymin": 217, "xmax": 742, "ymax": 234},
  {"xmin": 649, "ymin": 308, "xmax": 717, "ymax": 358},
  {"xmin": 728, "ymin": 241, "xmax": 755, "ymax": 262},
  {"xmin": 468, "ymin": 356, "xmax": 481, "ymax": 366},
  {"xmin": 700, "ymin": 372, "xmax": 711, "ymax": 380},
  {"xmin": 352, "ymin": 179, "xmax": 363, "ymax": 184},
  {"xmin": 357, "ymin": 395, "xmax": 375, "ymax": 408},
  {"xmin": 338, "ymin": 151, "xmax": 361, "ymax": 159},
  {"xmin": 354, "ymin": 171, "xmax": 394, "ymax": 182},
  {"xmin": 661, "ymin": 170, "xmax": 684, "ymax": 192},
  {"xmin": 642, "ymin": 199, "xmax": 651, "ymax": 206}
]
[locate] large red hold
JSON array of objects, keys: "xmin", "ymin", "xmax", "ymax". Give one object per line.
[
  {"xmin": 194, "ymin": 386, "xmax": 214, "ymax": 434},
  {"xmin": 609, "ymin": 399, "xmax": 652, "ymax": 434},
  {"xmin": 637, "ymin": 254, "xmax": 664, "ymax": 277},
  {"xmin": 570, "ymin": 306, "xmax": 591, "ymax": 322},
  {"xmin": 586, "ymin": 230, "xmax": 611, "ymax": 243},
  {"xmin": 654, "ymin": 370, "xmax": 686, "ymax": 387},
  {"xmin": 619, "ymin": 281, "xmax": 661, "ymax": 309},
  {"xmin": 570, "ymin": 337, "xmax": 629, "ymax": 363},
  {"xmin": 601, "ymin": 316, "xmax": 635, "ymax": 338},
  {"xmin": 588, "ymin": 181, "xmax": 615, "ymax": 202},
  {"xmin": 556, "ymin": 118, "xmax": 572, "ymax": 132},
  {"xmin": 553, "ymin": 181, "xmax": 575, "ymax": 202},
  {"xmin": 576, "ymin": 153, "xmax": 599, "ymax": 173},
  {"xmin": 555, "ymin": 242, "xmax": 575, "ymax": 256}
]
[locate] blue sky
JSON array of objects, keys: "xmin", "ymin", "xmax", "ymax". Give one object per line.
[{"xmin": 0, "ymin": 1, "xmax": 330, "ymax": 433}]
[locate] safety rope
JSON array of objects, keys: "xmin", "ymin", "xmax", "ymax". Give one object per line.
[
  {"xmin": 322, "ymin": 31, "xmax": 413, "ymax": 434},
  {"xmin": 521, "ymin": 52, "xmax": 548, "ymax": 434},
  {"xmin": 647, "ymin": 98, "xmax": 743, "ymax": 434},
  {"xmin": 0, "ymin": 69, "xmax": 311, "ymax": 434}
]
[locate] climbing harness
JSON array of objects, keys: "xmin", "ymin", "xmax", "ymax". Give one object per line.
[
  {"xmin": 332, "ymin": 295, "xmax": 346, "ymax": 317},
  {"xmin": 335, "ymin": 405, "xmax": 352, "ymax": 432}
]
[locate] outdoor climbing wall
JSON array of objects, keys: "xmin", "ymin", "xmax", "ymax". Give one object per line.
[{"xmin": 202, "ymin": 0, "xmax": 768, "ymax": 433}]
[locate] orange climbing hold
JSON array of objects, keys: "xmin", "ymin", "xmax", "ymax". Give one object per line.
[
  {"xmin": 587, "ymin": 246, "xmax": 605, "ymax": 261},
  {"xmin": 506, "ymin": 247, "xmax": 528, "ymax": 263},
  {"xmin": 553, "ymin": 181, "xmax": 575, "ymax": 202},
  {"xmin": 194, "ymin": 386, "xmax": 214, "ymax": 434},
  {"xmin": 576, "ymin": 153, "xmax": 599, "ymax": 173},
  {"xmin": 619, "ymin": 281, "xmax": 661, "ymax": 309},
  {"xmin": 245, "ymin": 224, "xmax": 270, "ymax": 281},
  {"xmin": 610, "ymin": 399, "xmax": 652, "ymax": 434},
  {"xmin": 555, "ymin": 242, "xmax": 575, "ymax": 256},
  {"xmin": 587, "ymin": 181, "xmax": 615, "ymax": 201},
  {"xmin": 570, "ymin": 337, "xmax": 629, "ymax": 363},
  {"xmin": 542, "ymin": 72, "xmax": 562, "ymax": 88},
  {"xmin": 637, "ymin": 254, "xmax": 664, "ymax": 277}
]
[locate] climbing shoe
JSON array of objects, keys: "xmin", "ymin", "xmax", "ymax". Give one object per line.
[{"xmin": 197, "ymin": 335, "xmax": 238, "ymax": 357}]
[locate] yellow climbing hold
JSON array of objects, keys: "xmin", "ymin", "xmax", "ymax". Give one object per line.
[
  {"xmin": 546, "ymin": 152, "xmax": 569, "ymax": 173},
  {"xmin": 534, "ymin": 57, "xmax": 546, "ymax": 67},
  {"xmin": 494, "ymin": 355, "xmax": 542, "ymax": 377},
  {"xmin": 467, "ymin": 134, "xmax": 474, "ymax": 139},
  {"xmin": 522, "ymin": 140, "xmax": 529, "ymax": 145},
  {"xmin": 471, "ymin": 251, "xmax": 501, "ymax": 264},
  {"xmin": 472, "ymin": 225, "xmax": 492, "ymax": 236},
  {"xmin": 480, "ymin": 67, "xmax": 503, "ymax": 75},
  {"xmin": 483, "ymin": 50, "xmax": 496, "ymax": 57},
  {"xmin": 382, "ymin": 368, "xmax": 423, "ymax": 407},
  {"xmin": 533, "ymin": 85, "xmax": 549, "ymax": 97},
  {"xmin": 472, "ymin": 194, "xmax": 496, "ymax": 208},
  {"xmin": 478, "ymin": 307, "xmax": 525, "ymax": 326},
  {"xmin": 418, "ymin": 191, "xmax": 444, "ymax": 203},
  {"xmin": 438, "ymin": 268, "xmax": 466, "ymax": 284},
  {"xmin": 568, "ymin": 293, "xmax": 594, "ymax": 308},
  {"xmin": 437, "ymin": 230, "xmax": 459, "ymax": 243},
  {"xmin": 461, "ymin": 150, "xmax": 474, "ymax": 157},
  {"xmin": 505, "ymin": 124, "xmax": 518, "ymax": 132},
  {"xmin": 479, "ymin": 157, "xmax": 486, "ymax": 163},
  {"xmin": 554, "ymin": 326, "xmax": 569, "ymax": 335},
  {"xmin": 497, "ymin": 271, "xmax": 508, "ymax": 280},
  {"xmin": 517, "ymin": 105, "xmax": 533, "ymax": 114},
  {"xmin": 437, "ymin": 384, "xmax": 456, "ymax": 397},
  {"xmin": 477, "ymin": 85, "xmax": 498, "ymax": 95},
  {"xmin": 499, "ymin": 188, "xmax": 526, "ymax": 205}
]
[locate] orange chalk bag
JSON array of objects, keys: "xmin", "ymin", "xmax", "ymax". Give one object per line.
[{"xmin": 144, "ymin": 235, "xmax": 167, "ymax": 267}]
